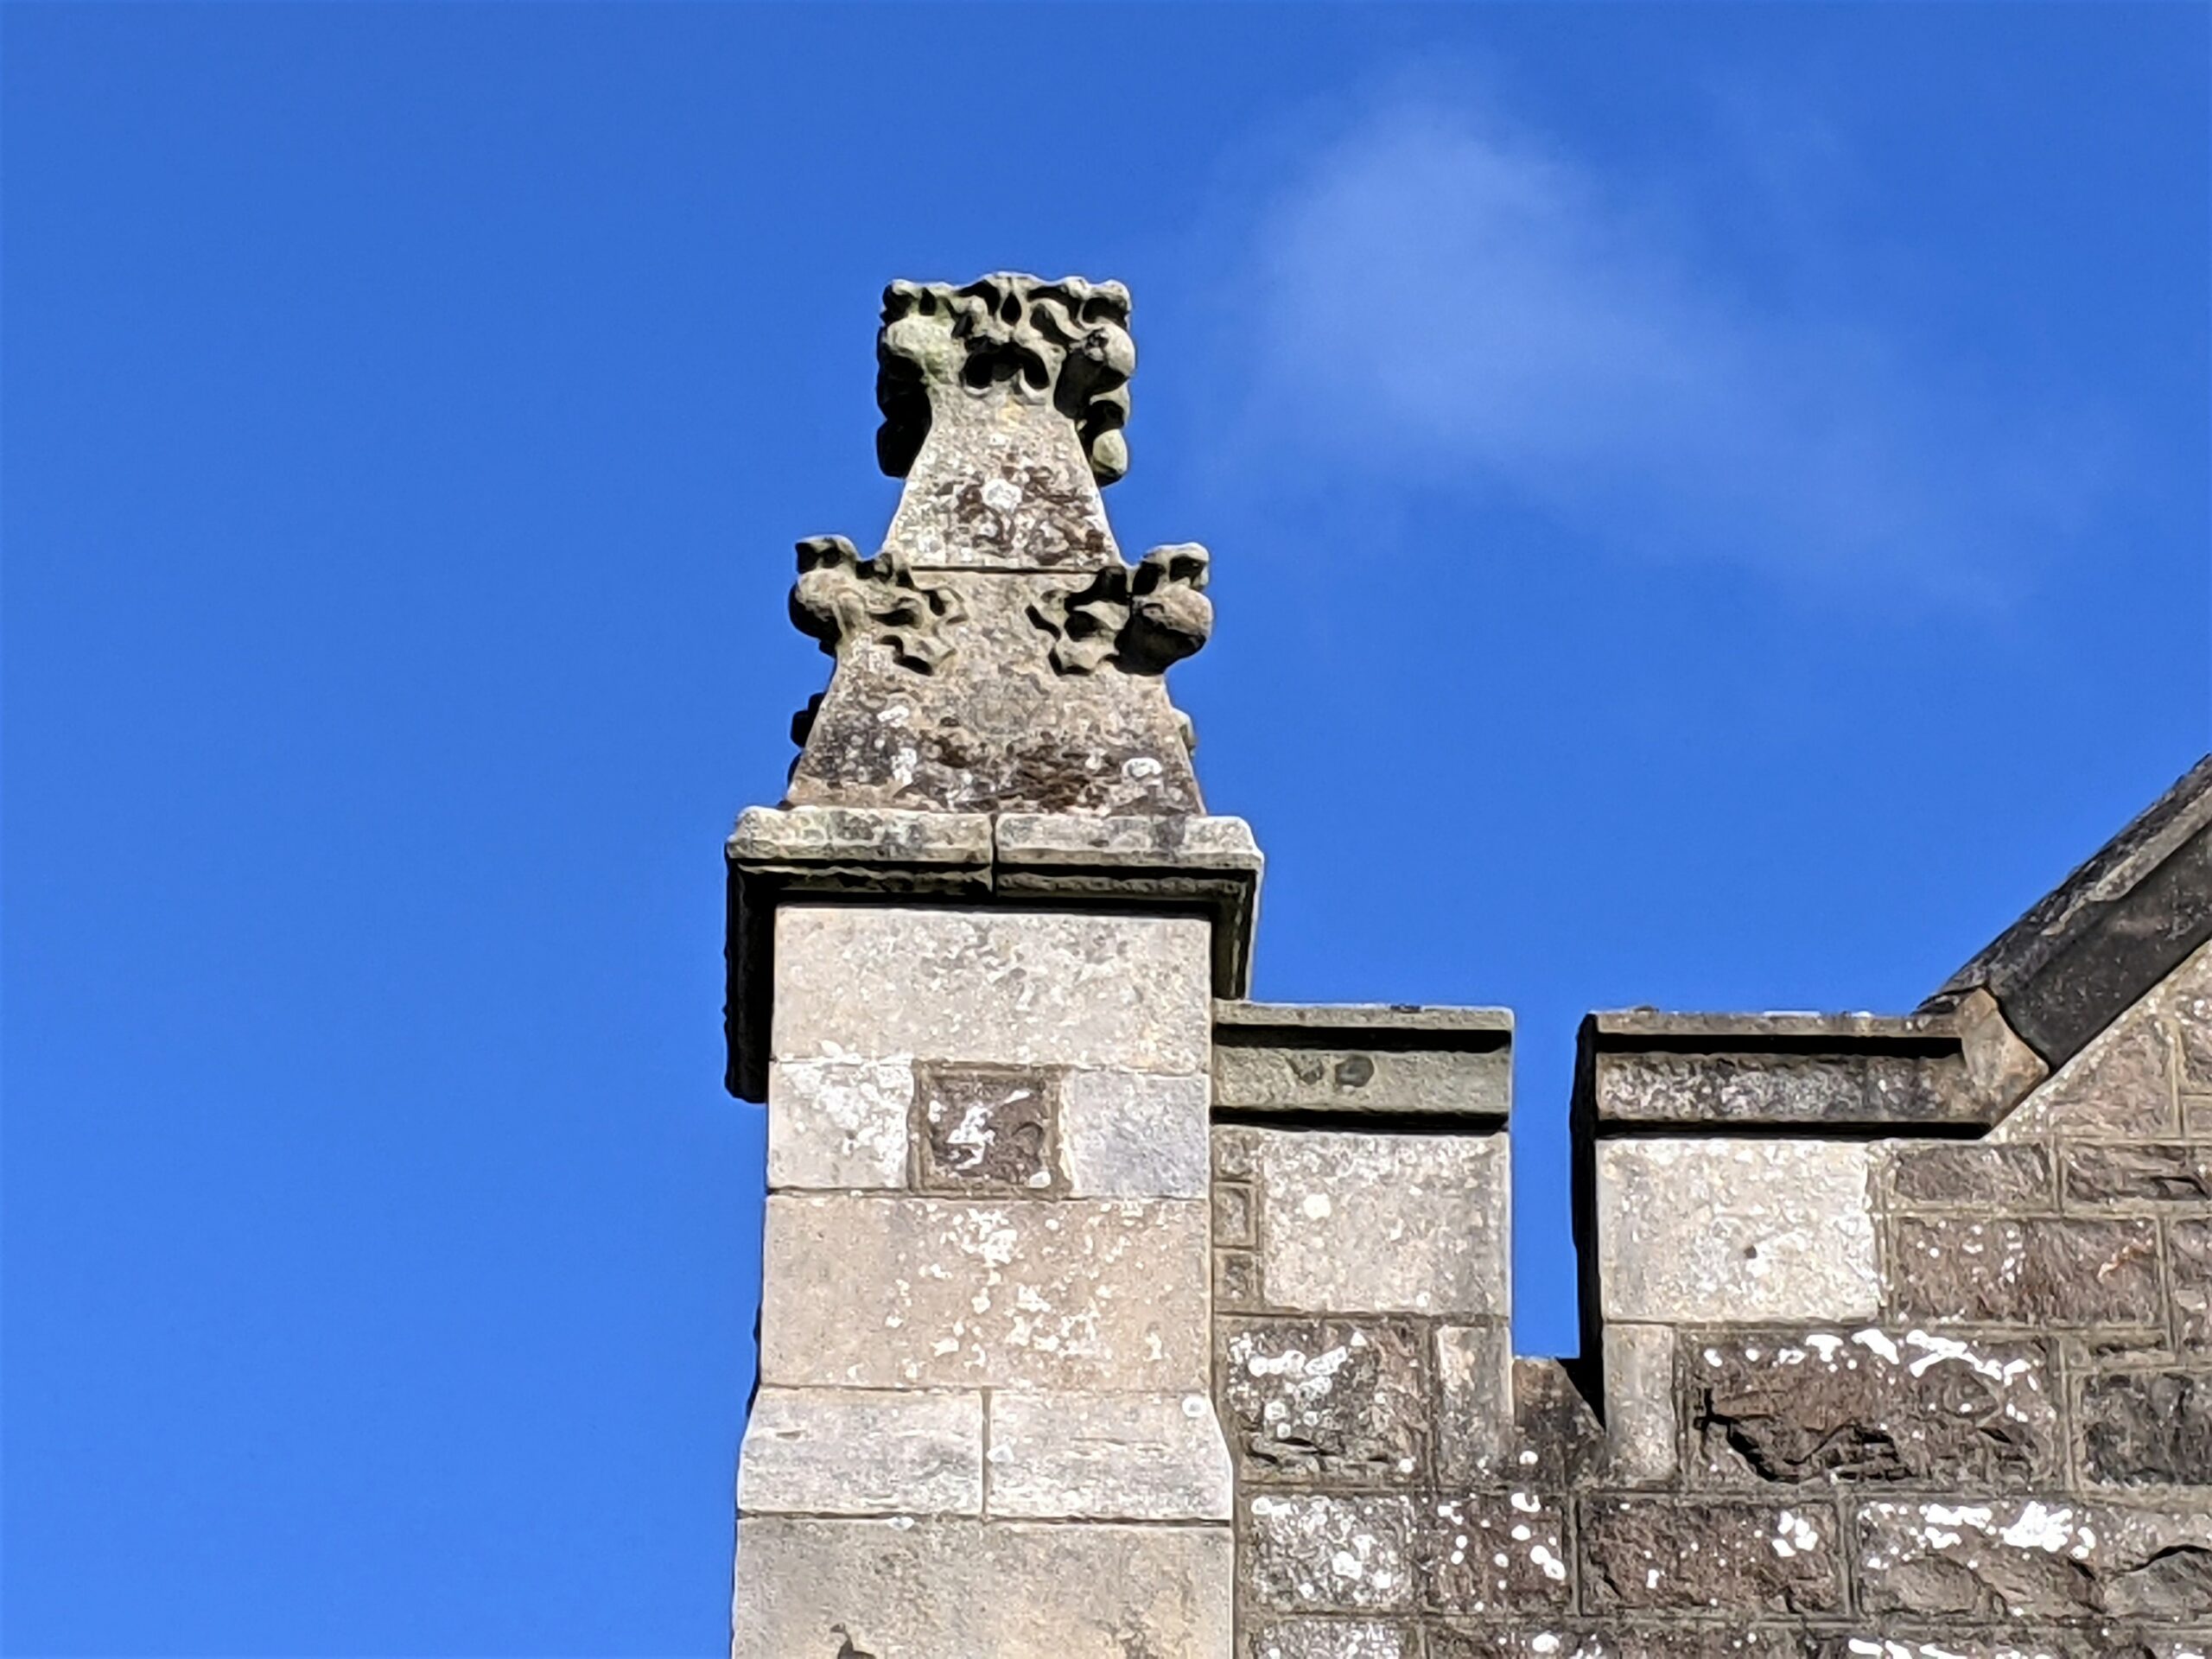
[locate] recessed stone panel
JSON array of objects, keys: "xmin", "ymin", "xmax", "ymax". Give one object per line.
[
  {"xmin": 1253, "ymin": 1129, "xmax": 1510, "ymax": 1316},
  {"xmin": 913, "ymin": 1062, "xmax": 1057, "ymax": 1192},
  {"xmin": 1596, "ymin": 1140, "xmax": 1878, "ymax": 1324},
  {"xmin": 760, "ymin": 1194, "xmax": 1208, "ymax": 1389},
  {"xmin": 772, "ymin": 906, "xmax": 1211, "ymax": 1073},
  {"xmin": 731, "ymin": 1515, "xmax": 1231, "ymax": 1659},
  {"xmin": 1890, "ymin": 1217, "xmax": 2163, "ymax": 1327}
]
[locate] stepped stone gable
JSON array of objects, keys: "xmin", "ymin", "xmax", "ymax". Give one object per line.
[{"xmin": 724, "ymin": 275, "xmax": 2212, "ymax": 1658}]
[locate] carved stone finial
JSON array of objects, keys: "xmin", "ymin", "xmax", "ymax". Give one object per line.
[
  {"xmin": 778, "ymin": 276, "xmax": 1209, "ymax": 817},
  {"xmin": 788, "ymin": 535, "xmax": 963, "ymax": 672},
  {"xmin": 1029, "ymin": 543, "xmax": 1213, "ymax": 677},
  {"xmin": 875, "ymin": 274, "xmax": 1135, "ymax": 486}
]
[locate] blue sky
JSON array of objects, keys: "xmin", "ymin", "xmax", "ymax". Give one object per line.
[{"xmin": 5, "ymin": 4, "xmax": 2206, "ymax": 1654}]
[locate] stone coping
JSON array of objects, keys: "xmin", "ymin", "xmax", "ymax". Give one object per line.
[
  {"xmin": 724, "ymin": 805, "xmax": 1262, "ymax": 1101},
  {"xmin": 1928, "ymin": 753, "xmax": 2212, "ymax": 1071},
  {"xmin": 1577, "ymin": 1006, "xmax": 2005, "ymax": 1135},
  {"xmin": 1211, "ymin": 1002, "xmax": 1513, "ymax": 1126}
]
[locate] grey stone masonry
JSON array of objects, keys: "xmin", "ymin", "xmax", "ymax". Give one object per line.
[{"xmin": 726, "ymin": 273, "xmax": 2212, "ymax": 1658}]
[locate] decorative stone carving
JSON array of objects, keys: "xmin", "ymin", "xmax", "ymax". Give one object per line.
[
  {"xmin": 1030, "ymin": 543, "xmax": 1213, "ymax": 676},
  {"xmin": 876, "ymin": 273, "xmax": 1135, "ymax": 485},
  {"xmin": 788, "ymin": 535, "xmax": 962, "ymax": 671}
]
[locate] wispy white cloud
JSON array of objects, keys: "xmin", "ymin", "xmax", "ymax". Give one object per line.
[{"xmin": 1228, "ymin": 94, "xmax": 2120, "ymax": 607}]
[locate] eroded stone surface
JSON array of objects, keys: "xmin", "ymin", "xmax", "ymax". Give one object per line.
[
  {"xmin": 2177, "ymin": 1217, "xmax": 2212, "ymax": 1348},
  {"xmin": 1418, "ymin": 1490, "xmax": 1573, "ymax": 1615},
  {"xmin": 1433, "ymin": 1324, "xmax": 1516, "ymax": 1484},
  {"xmin": 1058, "ymin": 1070, "xmax": 1209, "ymax": 1198},
  {"xmin": 766, "ymin": 1058, "xmax": 913, "ymax": 1191},
  {"xmin": 1687, "ymin": 1329, "xmax": 2057, "ymax": 1488},
  {"xmin": 2081, "ymin": 1370, "xmax": 2212, "ymax": 1487},
  {"xmin": 1253, "ymin": 1129, "xmax": 1510, "ymax": 1315},
  {"xmin": 737, "ymin": 1388, "xmax": 981, "ymax": 1516},
  {"xmin": 1596, "ymin": 1050, "xmax": 1976, "ymax": 1129},
  {"xmin": 760, "ymin": 1194, "xmax": 1208, "ymax": 1389},
  {"xmin": 987, "ymin": 1389, "xmax": 1230, "ymax": 1521},
  {"xmin": 1579, "ymin": 1498, "xmax": 1845, "ymax": 1614},
  {"xmin": 1214, "ymin": 1042, "xmax": 1510, "ymax": 1119},
  {"xmin": 1597, "ymin": 1140, "xmax": 1878, "ymax": 1323},
  {"xmin": 2063, "ymin": 1142, "xmax": 2212, "ymax": 1204},
  {"xmin": 1889, "ymin": 1217, "xmax": 2162, "ymax": 1327},
  {"xmin": 731, "ymin": 1515, "xmax": 1231, "ymax": 1658},
  {"xmin": 1219, "ymin": 1319, "xmax": 1427, "ymax": 1485},
  {"xmin": 772, "ymin": 906, "xmax": 1210, "ymax": 1073},
  {"xmin": 1856, "ymin": 1499, "xmax": 2212, "ymax": 1621},
  {"xmin": 1884, "ymin": 1142, "xmax": 2053, "ymax": 1210},
  {"xmin": 1600, "ymin": 1324, "xmax": 1679, "ymax": 1488},
  {"xmin": 1247, "ymin": 1494, "xmax": 1419, "ymax": 1613}
]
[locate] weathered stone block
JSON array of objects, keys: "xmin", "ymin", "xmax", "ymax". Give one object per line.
[
  {"xmin": 1993, "ymin": 1005, "xmax": 2177, "ymax": 1140},
  {"xmin": 1596, "ymin": 1140, "xmax": 1878, "ymax": 1324},
  {"xmin": 1889, "ymin": 1216, "xmax": 2163, "ymax": 1327},
  {"xmin": 1253, "ymin": 1129, "xmax": 1510, "ymax": 1316},
  {"xmin": 1600, "ymin": 1323, "xmax": 1679, "ymax": 1487},
  {"xmin": 1855, "ymin": 1498, "xmax": 2212, "ymax": 1621},
  {"xmin": 772, "ymin": 906, "xmax": 1211, "ymax": 1073},
  {"xmin": 1216, "ymin": 1247, "xmax": 1262, "ymax": 1311},
  {"xmin": 1884, "ymin": 1142, "xmax": 2053, "ymax": 1210},
  {"xmin": 1246, "ymin": 1620, "xmax": 1410, "ymax": 1659},
  {"xmin": 986, "ymin": 1389, "xmax": 1231, "ymax": 1520},
  {"xmin": 1246, "ymin": 1494, "xmax": 1418, "ymax": 1613},
  {"xmin": 1687, "ymin": 1328, "xmax": 2057, "ymax": 1487},
  {"xmin": 1499, "ymin": 1358, "xmax": 1607, "ymax": 1489},
  {"xmin": 2064, "ymin": 1142, "xmax": 2212, "ymax": 1204},
  {"xmin": 1595, "ymin": 1048, "xmax": 1973, "ymax": 1129},
  {"xmin": 913, "ymin": 1062, "xmax": 1057, "ymax": 1192},
  {"xmin": 1433, "ymin": 1323, "xmax": 1515, "ymax": 1484},
  {"xmin": 731, "ymin": 1515, "xmax": 1232, "ymax": 1658},
  {"xmin": 1425, "ymin": 1631, "xmax": 1818, "ymax": 1658},
  {"xmin": 1578, "ymin": 1498, "xmax": 1845, "ymax": 1614},
  {"xmin": 1058, "ymin": 1070, "xmax": 1209, "ymax": 1198},
  {"xmin": 1211, "ymin": 1044, "xmax": 1522, "ymax": 1123},
  {"xmin": 736, "ymin": 1388, "xmax": 982, "ymax": 1516},
  {"xmin": 760, "ymin": 1194, "xmax": 1208, "ymax": 1389},
  {"xmin": 2081, "ymin": 1370, "xmax": 2212, "ymax": 1487},
  {"xmin": 1219, "ymin": 1319, "xmax": 1427, "ymax": 1485},
  {"xmin": 1213, "ymin": 1124, "xmax": 1262, "ymax": 1180},
  {"xmin": 2168, "ymin": 944, "xmax": 2212, "ymax": 1092},
  {"xmin": 1417, "ymin": 1490, "xmax": 1573, "ymax": 1616},
  {"xmin": 766, "ymin": 1058, "xmax": 913, "ymax": 1191},
  {"xmin": 2176, "ymin": 1217, "xmax": 2212, "ymax": 1348}
]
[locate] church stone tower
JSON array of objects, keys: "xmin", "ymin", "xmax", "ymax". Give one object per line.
[
  {"xmin": 726, "ymin": 275, "xmax": 1259, "ymax": 1656},
  {"xmin": 729, "ymin": 275, "xmax": 2212, "ymax": 1658}
]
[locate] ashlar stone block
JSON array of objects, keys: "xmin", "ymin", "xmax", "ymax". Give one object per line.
[
  {"xmin": 760, "ymin": 1193, "xmax": 1209, "ymax": 1389},
  {"xmin": 772, "ymin": 906, "xmax": 1211, "ymax": 1073},
  {"xmin": 737, "ymin": 1388, "xmax": 981, "ymax": 1516},
  {"xmin": 1579, "ymin": 1498, "xmax": 1845, "ymax": 1615},
  {"xmin": 1220, "ymin": 1318, "xmax": 1428, "ymax": 1485},
  {"xmin": 731, "ymin": 1515, "xmax": 1231, "ymax": 1659},
  {"xmin": 1253, "ymin": 1129, "xmax": 1510, "ymax": 1316},
  {"xmin": 1058, "ymin": 1070, "xmax": 1209, "ymax": 1198},
  {"xmin": 1855, "ymin": 1497, "xmax": 2212, "ymax": 1622},
  {"xmin": 986, "ymin": 1389, "xmax": 1231, "ymax": 1520},
  {"xmin": 1246, "ymin": 1493, "xmax": 1419, "ymax": 1613},
  {"xmin": 1889, "ymin": 1216, "xmax": 2162, "ymax": 1328},
  {"xmin": 766, "ymin": 1058, "xmax": 912, "ymax": 1191},
  {"xmin": 1596, "ymin": 1140, "xmax": 1878, "ymax": 1324}
]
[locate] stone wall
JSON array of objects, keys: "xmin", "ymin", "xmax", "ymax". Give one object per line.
[{"xmin": 1217, "ymin": 944, "xmax": 2212, "ymax": 1659}]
